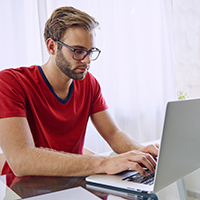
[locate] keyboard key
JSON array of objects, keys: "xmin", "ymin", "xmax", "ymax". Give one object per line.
[{"xmin": 122, "ymin": 169, "xmax": 154, "ymax": 185}]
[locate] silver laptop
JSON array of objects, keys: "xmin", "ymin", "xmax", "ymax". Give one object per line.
[{"xmin": 86, "ymin": 98, "xmax": 200, "ymax": 193}]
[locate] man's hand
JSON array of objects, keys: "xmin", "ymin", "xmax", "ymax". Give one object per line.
[
  {"xmin": 138, "ymin": 143, "xmax": 159, "ymax": 157},
  {"xmin": 100, "ymin": 150, "xmax": 157, "ymax": 177}
]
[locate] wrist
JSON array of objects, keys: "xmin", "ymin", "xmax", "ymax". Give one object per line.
[
  {"xmin": 92, "ymin": 155, "xmax": 109, "ymax": 174},
  {"xmin": 137, "ymin": 144, "xmax": 145, "ymax": 151}
]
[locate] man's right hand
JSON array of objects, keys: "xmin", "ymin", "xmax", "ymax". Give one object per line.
[{"xmin": 100, "ymin": 150, "xmax": 157, "ymax": 176}]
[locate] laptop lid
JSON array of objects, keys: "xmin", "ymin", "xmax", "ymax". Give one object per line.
[
  {"xmin": 154, "ymin": 98, "xmax": 200, "ymax": 192},
  {"xmin": 86, "ymin": 98, "xmax": 200, "ymax": 193}
]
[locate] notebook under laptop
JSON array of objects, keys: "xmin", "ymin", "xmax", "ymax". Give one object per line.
[{"xmin": 86, "ymin": 98, "xmax": 200, "ymax": 193}]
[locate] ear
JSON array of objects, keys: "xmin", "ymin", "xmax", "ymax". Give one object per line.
[{"xmin": 46, "ymin": 38, "xmax": 57, "ymax": 55}]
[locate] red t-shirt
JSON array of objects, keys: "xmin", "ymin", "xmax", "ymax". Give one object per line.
[{"xmin": 0, "ymin": 65, "xmax": 108, "ymax": 175}]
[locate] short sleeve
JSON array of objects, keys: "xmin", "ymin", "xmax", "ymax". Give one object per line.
[
  {"xmin": 89, "ymin": 74, "xmax": 108, "ymax": 115},
  {"xmin": 0, "ymin": 69, "xmax": 27, "ymax": 118}
]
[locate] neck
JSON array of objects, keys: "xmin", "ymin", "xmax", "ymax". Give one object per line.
[{"xmin": 41, "ymin": 60, "xmax": 72, "ymax": 100}]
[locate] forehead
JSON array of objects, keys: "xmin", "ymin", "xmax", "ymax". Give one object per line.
[{"xmin": 62, "ymin": 26, "xmax": 95, "ymax": 48}]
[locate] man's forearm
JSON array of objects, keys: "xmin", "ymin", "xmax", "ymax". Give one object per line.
[
  {"xmin": 90, "ymin": 111, "xmax": 143, "ymax": 154},
  {"xmin": 107, "ymin": 130, "xmax": 143, "ymax": 154},
  {"xmin": 14, "ymin": 146, "xmax": 158, "ymax": 177},
  {"xmin": 10, "ymin": 142, "xmax": 158, "ymax": 178},
  {"xmin": 13, "ymin": 147, "xmax": 106, "ymax": 177}
]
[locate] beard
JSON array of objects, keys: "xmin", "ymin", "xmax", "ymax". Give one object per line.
[{"xmin": 55, "ymin": 49, "xmax": 89, "ymax": 80}]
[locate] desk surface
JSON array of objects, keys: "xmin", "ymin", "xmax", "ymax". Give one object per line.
[{"xmin": 0, "ymin": 173, "xmax": 158, "ymax": 200}]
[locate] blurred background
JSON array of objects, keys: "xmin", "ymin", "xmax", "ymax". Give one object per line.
[
  {"xmin": 0, "ymin": 0, "xmax": 177, "ymax": 152},
  {"xmin": 0, "ymin": 0, "xmax": 200, "ymax": 197}
]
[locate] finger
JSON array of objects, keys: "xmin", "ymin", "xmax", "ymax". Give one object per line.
[
  {"xmin": 128, "ymin": 162, "xmax": 149, "ymax": 177},
  {"xmin": 128, "ymin": 152, "xmax": 156, "ymax": 174},
  {"xmin": 132, "ymin": 150, "xmax": 157, "ymax": 168},
  {"xmin": 146, "ymin": 154, "xmax": 157, "ymax": 173},
  {"xmin": 138, "ymin": 154, "xmax": 156, "ymax": 174},
  {"xmin": 145, "ymin": 144, "xmax": 159, "ymax": 157},
  {"xmin": 155, "ymin": 143, "xmax": 160, "ymax": 148}
]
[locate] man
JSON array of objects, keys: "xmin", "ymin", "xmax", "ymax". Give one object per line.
[{"xmin": 0, "ymin": 6, "xmax": 158, "ymax": 177}]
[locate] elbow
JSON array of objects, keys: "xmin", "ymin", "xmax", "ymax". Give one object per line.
[
  {"xmin": 9, "ymin": 158, "xmax": 26, "ymax": 177},
  {"xmin": 7, "ymin": 153, "xmax": 31, "ymax": 177}
]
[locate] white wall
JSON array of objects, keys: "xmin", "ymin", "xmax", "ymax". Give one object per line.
[
  {"xmin": 173, "ymin": 0, "xmax": 200, "ymax": 98},
  {"xmin": 0, "ymin": 1, "xmax": 176, "ymax": 155},
  {"xmin": 172, "ymin": 0, "xmax": 200, "ymax": 195}
]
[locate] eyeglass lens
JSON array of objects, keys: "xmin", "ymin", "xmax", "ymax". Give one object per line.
[{"xmin": 74, "ymin": 49, "xmax": 99, "ymax": 61}]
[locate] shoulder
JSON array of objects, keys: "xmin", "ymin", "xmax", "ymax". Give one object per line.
[
  {"xmin": 73, "ymin": 72, "xmax": 102, "ymax": 98},
  {"xmin": 80, "ymin": 72, "xmax": 100, "ymax": 86},
  {"xmin": 0, "ymin": 65, "xmax": 39, "ymax": 82},
  {"xmin": 0, "ymin": 65, "xmax": 38, "ymax": 78},
  {"xmin": 0, "ymin": 65, "xmax": 40, "ymax": 94},
  {"xmin": 74, "ymin": 72, "xmax": 101, "ymax": 93}
]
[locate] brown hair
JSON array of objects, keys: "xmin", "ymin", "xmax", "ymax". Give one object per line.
[{"xmin": 44, "ymin": 6, "xmax": 99, "ymax": 42}]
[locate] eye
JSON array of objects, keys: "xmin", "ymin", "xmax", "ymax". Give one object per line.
[{"xmin": 75, "ymin": 49, "xmax": 85, "ymax": 55}]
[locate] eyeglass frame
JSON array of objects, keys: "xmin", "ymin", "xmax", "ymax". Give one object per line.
[{"xmin": 53, "ymin": 39, "xmax": 101, "ymax": 61}]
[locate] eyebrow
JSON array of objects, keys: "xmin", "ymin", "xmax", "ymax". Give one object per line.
[{"xmin": 71, "ymin": 45, "xmax": 96, "ymax": 51}]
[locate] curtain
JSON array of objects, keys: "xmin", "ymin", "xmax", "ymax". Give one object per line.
[{"xmin": 0, "ymin": 0, "xmax": 176, "ymax": 153}]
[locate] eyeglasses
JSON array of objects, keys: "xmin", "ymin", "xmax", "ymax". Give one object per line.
[{"xmin": 55, "ymin": 40, "xmax": 101, "ymax": 61}]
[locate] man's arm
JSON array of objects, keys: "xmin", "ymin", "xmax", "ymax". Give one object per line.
[
  {"xmin": 91, "ymin": 110, "xmax": 159, "ymax": 154},
  {"xmin": 0, "ymin": 115, "xmax": 158, "ymax": 177},
  {"xmin": 91, "ymin": 110, "xmax": 159, "ymax": 174},
  {"xmin": 0, "ymin": 117, "xmax": 107, "ymax": 177}
]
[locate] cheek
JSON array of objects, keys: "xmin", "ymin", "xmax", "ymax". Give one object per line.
[
  {"xmin": 56, "ymin": 49, "xmax": 81, "ymax": 70},
  {"xmin": 56, "ymin": 50, "xmax": 67, "ymax": 63}
]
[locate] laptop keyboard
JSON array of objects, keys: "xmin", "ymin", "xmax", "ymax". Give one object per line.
[{"xmin": 122, "ymin": 169, "xmax": 155, "ymax": 185}]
